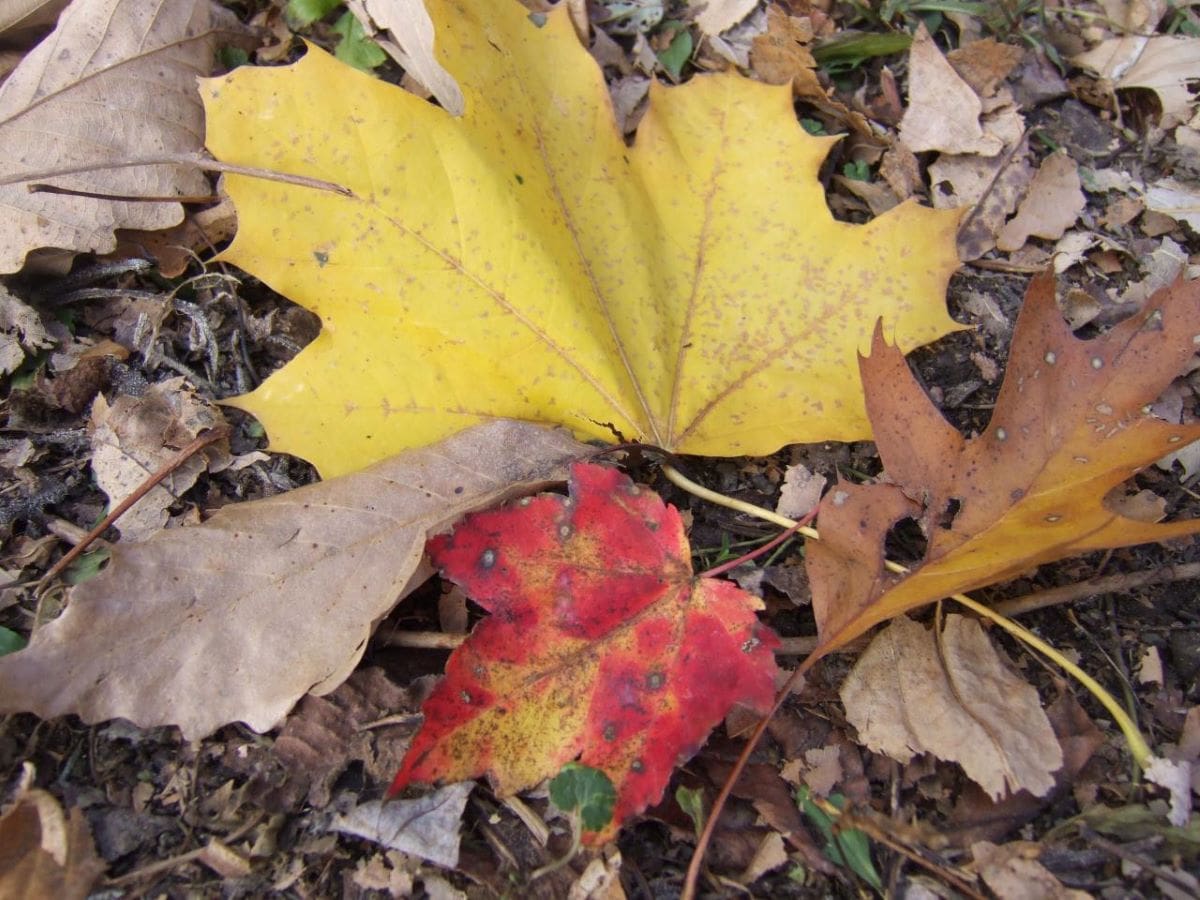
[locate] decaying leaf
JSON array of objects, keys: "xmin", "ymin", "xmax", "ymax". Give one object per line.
[
  {"xmin": 0, "ymin": 0, "xmax": 242, "ymax": 273},
  {"xmin": 808, "ymin": 273, "xmax": 1200, "ymax": 651},
  {"xmin": 841, "ymin": 615, "xmax": 1062, "ymax": 799},
  {"xmin": 1145, "ymin": 178, "xmax": 1200, "ymax": 232},
  {"xmin": 691, "ymin": 0, "xmax": 758, "ymax": 37},
  {"xmin": 0, "ymin": 785, "xmax": 105, "ymax": 900},
  {"xmin": 971, "ymin": 840, "xmax": 1092, "ymax": 900},
  {"xmin": 898, "ymin": 23, "xmax": 1002, "ymax": 156},
  {"xmin": 0, "ymin": 283, "xmax": 54, "ymax": 375},
  {"xmin": 996, "ymin": 152, "xmax": 1086, "ymax": 253},
  {"xmin": 1074, "ymin": 34, "xmax": 1200, "ymax": 128},
  {"xmin": 88, "ymin": 377, "xmax": 229, "ymax": 541},
  {"xmin": 265, "ymin": 667, "xmax": 414, "ymax": 811},
  {"xmin": 201, "ymin": 0, "xmax": 961, "ymax": 478},
  {"xmin": 0, "ymin": 421, "xmax": 588, "ymax": 738},
  {"xmin": 0, "ymin": 0, "xmax": 68, "ymax": 44},
  {"xmin": 330, "ymin": 782, "xmax": 473, "ymax": 868},
  {"xmin": 391, "ymin": 462, "xmax": 780, "ymax": 842}
]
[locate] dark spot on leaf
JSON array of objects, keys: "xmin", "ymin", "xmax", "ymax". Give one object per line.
[
  {"xmin": 603, "ymin": 723, "xmax": 617, "ymax": 741},
  {"xmin": 480, "ymin": 549, "xmax": 497, "ymax": 569},
  {"xmin": 454, "ymin": 486, "xmax": 464, "ymax": 494},
  {"xmin": 631, "ymin": 758, "xmax": 644, "ymax": 773},
  {"xmin": 645, "ymin": 671, "xmax": 665, "ymax": 691},
  {"xmin": 313, "ymin": 250, "xmax": 329, "ymax": 266},
  {"xmin": 514, "ymin": 173, "xmax": 524, "ymax": 184}
]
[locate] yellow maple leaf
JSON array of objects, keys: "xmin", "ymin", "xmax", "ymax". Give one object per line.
[
  {"xmin": 202, "ymin": 0, "xmax": 961, "ymax": 478},
  {"xmin": 808, "ymin": 273, "xmax": 1200, "ymax": 652}
]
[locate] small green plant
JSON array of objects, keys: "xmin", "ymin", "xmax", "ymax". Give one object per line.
[
  {"xmin": 285, "ymin": 0, "xmax": 341, "ymax": 29},
  {"xmin": 843, "ymin": 159, "xmax": 871, "ymax": 181},
  {"xmin": 284, "ymin": 0, "xmax": 388, "ymax": 72},
  {"xmin": 64, "ymin": 549, "xmax": 110, "ymax": 586},
  {"xmin": 533, "ymin": 763, "xmax": 618, "ymax": 879},
  {"xmin": 330, "ymin": 12, "xmax": 387, "ymax": 71},
  {"xmin": 656, "ymin": 21, "xmax": 693, "ymax": 81},
  {"xmin": 675, "ymin": 785, "xmax": 705, "ymax": 838},
  {"xmin": 0, "ymin": 626, "xmax": 26, "ymax": 657},
  {"xmin": 797, "ymin": 786, "xmax": 883, "ymax": 893},
  {"xmin": 550, "ymin": 762, "xmax": 617, "ymax": 834}
]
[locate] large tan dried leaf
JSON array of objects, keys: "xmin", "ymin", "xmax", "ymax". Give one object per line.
[
  {"xmin": 841, "ymin": 615, "xmax": 1063, "ymax": 799},
  {"xmin": 0, "ymin": 786, "xmax": 105, "ymax": 900},
  {"xmin": 0, "ymin": 0, "xmax": 240, "ymax": 273},
  {"xmin": 0, "ymin": 421, "xmax": 587, "ymax": 739},
  {"xmin": 808, "ymin": 273, "xmax": 1200, "ymax": 651}
]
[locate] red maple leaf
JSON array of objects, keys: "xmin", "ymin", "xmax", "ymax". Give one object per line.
[{"xmin": 390, "ymin": 462, "xmax": 780, "ymax": 841}]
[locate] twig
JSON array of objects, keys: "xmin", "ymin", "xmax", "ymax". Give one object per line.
[
  {"xmin": 1079, "ymin": 825, "xmax": 1199, "ymax": 894},
  {"xmin": 0, "ymin": 154, "xmax": 353, "ymax": 197},
  {"xmin": 27, "ymin": 183, "xmax": 218, "ymax": 204},
  {"xmin": 699, "ymin": 513, "xmax": 813, "ymax": 579},
  {"xmin": 661, "ymin": 465, "xmax": 816, "ymax": 537},
  {"xmin": 104, "ymin": 811, "xmax": 262, "ymax": 887},
  {"xmin": 380, "ymin": 630, "xmax": 466, "ymax": 650},
  {"xmin": 955, "ymin": 127, "xmax": 1030, "ymax": 242},
  {"xmin": 35, "ymin": 426, "xmax": 231, "ymax": 596},
  {"xmin": 993, "ymin": 563, "xmax": 1200, "ymax": 617},
  {"xmin": 380, "ymin": 629, "xmax": 825, "ymax": 657},
  {"xmin": 811, "ymin": 797, "xmax": 986, "ymax": 900}
]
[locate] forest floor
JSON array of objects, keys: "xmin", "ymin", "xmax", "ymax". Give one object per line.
[{"xmin": 3, "ymin": 1, "xmax": 1200, "ymax": 898}]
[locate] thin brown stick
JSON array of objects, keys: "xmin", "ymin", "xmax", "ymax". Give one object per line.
[
  {"xmin": 815, "ymin": 799, "xmax": 986, "ymax": 900},
  {"xmin": 36, "ymin": 426, "xmax": 231, "ymax": 594},
  {"xmin": 955, "ymin": 127, "xmax": 1029, "ymax": 242},
  {"xmin": 28, "ymin": 183, "xmax": 219, "ymax": 204},
  {"xmin": 104, "ymin": 811, "xmax": 261, "ymax": 887},
  {"xmin": 682, "ymin": 656, "xmax": 816, "ymax": 900},
  {"xmin": 379, "ymin": 629, "xmax": 829, "ymax": 657},
  {"xmin": 1080, "ymin": 825, "xmax": 1199, "ymax": 894},
  {"xmin": 0, "ymin": 154, "xmax": 353, "ymax": 196},
  {"xmin": 993, "ymin": 563, "xmax": 1200, "ymax": 618},
  {"xmin": 380, "ymin": 630, "xmax": 467, "ymax": 650}
]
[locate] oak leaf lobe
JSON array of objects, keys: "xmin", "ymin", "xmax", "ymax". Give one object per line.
[{"xmin": 808, "ymin": 273, "xmax": 1200, "ymax": 651}]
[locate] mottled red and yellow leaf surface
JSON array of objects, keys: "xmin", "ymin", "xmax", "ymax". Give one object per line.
[
  {"xmin": 201, "ymin": 0, "xmax": 961, "ymax": 478},
  {"xmin": 808, "ymin": 273, "xmax": 1200, "ymax": 652},
  {"xmin": 391, "ymin": 462, "xmax": 779, "ymax": 842}
]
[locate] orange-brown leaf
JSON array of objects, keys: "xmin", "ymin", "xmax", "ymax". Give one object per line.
[
  {"xmin": 809, "ymin": 273, "xmax": 1200, "ymax": 650},
  {"xmin": 391, "ymin": 462, "xmax": 779, "ymax": 842}
]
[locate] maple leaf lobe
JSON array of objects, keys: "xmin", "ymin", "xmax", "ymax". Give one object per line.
[
  {"xmin": 201, "ymin": 0, "xmax": 963, "ymax": 477},
  {"xmin": 395, "ymin": 462, "xmax": 779, "ymax": 840}
]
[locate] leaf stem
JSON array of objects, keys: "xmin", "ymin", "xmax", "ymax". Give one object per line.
[
  {"xmin": 661, "ymin": 465, "xmax": 818, "ymax": 538},
  {"xmin": 530, "ymin": 813, "xmax": 582, "ymax": 881},
  {"xmin": 949, "ymin": 592, "xmax": 1152, "ymax": 766}
]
